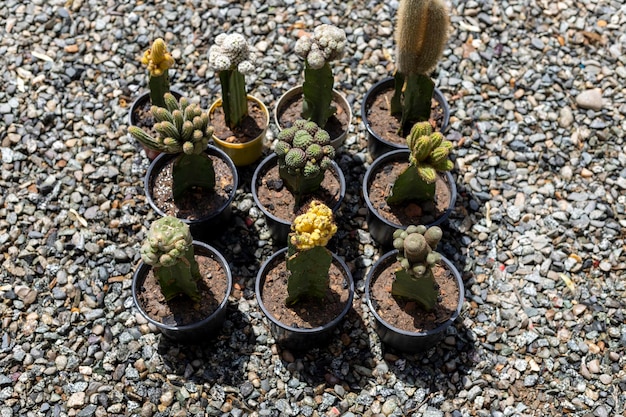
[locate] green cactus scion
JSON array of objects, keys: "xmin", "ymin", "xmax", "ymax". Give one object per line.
[
  {"xmin": 128, "ymin": 93, "xmax": 215, "ymax": 204},
  {"xmin": 275, "ymin": 120, "xmax": 335, "ymax": 207},
  {"xmin": 390, "ymin": 0, "xmax": 450, "ymax": 134},
  {"xmin": 141, "ymin": 216, "xmax": 201, "ymax": 302},
  {"xmin": 141, "ymin": 38, "xmax": 174, "ymax": 109},
  {"xmin": 391, "ymin": 224, "xmax": 443, "ymax": 310},
  {"xmin": 285, "ymin": 201, "xmax": 338, "ymax": 306},
  {"xmin": 386, "ymin": 121, "xmax": 453, "ymax": 205},
  {"xmin": 294, "ymin": 24, "xmax": 347, "ymax": 129}
]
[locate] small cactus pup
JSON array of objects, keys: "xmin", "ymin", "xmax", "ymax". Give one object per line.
[
  {"xmin": 274, "ymin": 119, "xmax": 336, "ymax": 207},
  {"xmin": 141, "ymin": 216, "xmax": 201, "ymax": 302},
  {"xmin": 285, "ymin": 201, "xmax": 338, "ymax": 306},
  {"xmin": 294, "ymin": 24, "xmax": 347, "ymax": 129},
  {"xmin": 141, "ymin": 38, "xmax": 175, "ymax": 109},
  {"xmin": 208, "ymin": 33, "xmax": 255, "ymax": 129},
  {"xmin": 391, "ymin": 224, "xmax": 443, "ymax": 311},
  {"xmin": 386, "ymin": 121, "xmax": 453, "ymax": 205},
  {"xmin": 390, "ymin": 0, "xmax": 450, "ymax": 134},
  {"xmin": 128, "ymin": 93, "xmax": 215, "ymax": 203}
]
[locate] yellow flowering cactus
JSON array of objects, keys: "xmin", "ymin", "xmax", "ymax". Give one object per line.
[
  {"xmin": 285, "ymin": 201, "xmax": 337, "ymax": 306},
  {"xmin": 141, "ymin": 38, "xmax": 175, "ymax": 109}
]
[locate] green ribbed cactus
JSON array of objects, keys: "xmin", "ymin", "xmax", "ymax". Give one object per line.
[
  {"xmin": 387, "ymin": 122, "xmax": 453, "ymax": 205},
  {"xmin": 141, "ymin": 216, "xmax": 201, "ymax": 302},
  {"xmin": 294, "ymin": 24, "xmax": 347, "ymax": 129},
  {"xmin": 128, "ymin": 93, "xmax": 215, "ymax": 203},
  {"xmin": 390, "ymin": 0, "xmax": 450, "ymax": 134},
  {"xmin": 275, "ymin": 119, "xmax": 335, "ymax": 207},
  {"xmin": 141, "ymin": 38, "xmax": 175, "ymax": 109},
  {"xmin": 391, "ymin": 225, "xmax": 443, "ymax": 310}
]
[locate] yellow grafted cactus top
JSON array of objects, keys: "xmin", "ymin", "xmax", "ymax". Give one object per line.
[
  {"xmin": 290, "ymin": 201, "xmax": 337, "ymax": 250},
  {"xmin": 141, "ymin": 38, "xmax": 174, "ymax": 77}
]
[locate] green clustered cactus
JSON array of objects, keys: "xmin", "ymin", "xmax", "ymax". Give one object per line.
[
  {"xmin": 390, "ymin": 0, "xmax": 450, "ymax": 134},
  {"xmin": 141, "ymin": 38, "xmax": 175, "ymax": 109},
  {"xmin": 128, "ymin": 93, "xmax": 215, "ymax": 203},
  {"xmin": 294, "ymin": 24, "xmax": 347, "ymax": 129},
  {"xmin": 141, "ymin": 216, "xmax": 201, "ymax": 302},
  {"xmin": 275, "ymin": 119, "xmax": 336, "ymax": 207},
  {"xmin": 387, "ymin": 121, "xmax": 453, "ymax": 205},
  {"xmin": 391, "ymin": 224, "xmax": 443, "ymax": 311}
]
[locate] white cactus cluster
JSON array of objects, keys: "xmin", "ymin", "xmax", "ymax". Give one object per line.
[
  {"xmin": 294, "ymin": 24, "xmax": 347, "ymax": 69},
  {"xmin": 208, "ymin": 33, "xmax": 255, "ymax": 74}
]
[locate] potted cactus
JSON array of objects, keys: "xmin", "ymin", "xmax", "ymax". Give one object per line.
[
  {"xmin": 128, "ymin": 93, "xmax": 238, "ymax": 240},
  {"xmin": 365, "ymin": 224, "xmax": 463, "ymax": 352},
  {"xmin": 275, "ymin": 24, "xmax": 353, "ymax": 149},
  {"xmin": 132, "ymin": 216, "xmax": 233, "ymax": 343},
  {"xmin": 363, "ymin": 121, "xmax": 456, "ymax": 246},
  {"xmin": 255, "ymin": 201, "xmax": 354, "ymax": 350},
  {"xmin": 251, "ymin": 119, "xmax": 346, "ymax": 243},
  {"xmin": 208, "ymin": 33, "xmax": 269, "ymax": 166},
  {"xmin": 361, "ymin": 0, "xmax": 451, "ymax": 159},
  {"xmin": 128, "ymin": 38, "xmax": 183, "ymax": 160}
]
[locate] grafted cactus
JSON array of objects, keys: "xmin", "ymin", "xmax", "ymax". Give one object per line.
[
  {"xmin": 208, "ymin": 33, "xmax": 255, "ymax": 129},
  {"xmin": 285, "ymin": 201, "xmax": 338, "ymax": 305},
  {"xmin": 128, "ymin": 93, "xmax": 215, "ymax": 203},
  {"xmin": 294, "ymin": 24, "xmax": 347, "ymax": 129},
  {"xmin": 390, "ymin": 0, "xmax": 450, "ymax": 134},
  {"xmin": 141, "ymin": 216, "xmax": 201, "ymax": 302},
  {"xmin": 391, "ymin": 224, "xmax": 443, "ymax": 310},
  {"xmin": 274, "ymin": 119, "xmax": 335, "ymax": 207},
  {"xmin": 387, "ymin": 121, "xmax": 453, "ymax": 205},
  {"xmin": 141, "ymin": 38, "xmax": 175, "ymax": 109}
]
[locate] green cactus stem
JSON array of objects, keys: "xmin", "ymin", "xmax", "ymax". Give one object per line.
[
  {"xmin": 141, "ymin": 38, "xmax": 174, "ymax": 109},
  {"xmin": 218, "ymin": 69, "xmax": 248, "ymax": 129},
  {"xmin": 140, "ymin": 216, "xmax": 201, "ymax": 302}
]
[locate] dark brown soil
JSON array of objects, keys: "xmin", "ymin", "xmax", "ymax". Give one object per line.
[
  {"xmin": 210, "ymin": 99, "xmax": 267, "ymax": 144},
  {"xmin": 367, "ymin": 160, "xmax": 453, "ymax": 226},
  {"xmin": 148, "ymin": 154, "xmax": 235, "ymax": 220},
  {"xmin": 370, "ymin": 257, "xmax": 459, "ymax": 332},
  {"xmin": 276, "ymin": 94, "xmax": 349, "ymax": 142},
  {"xmin": 364, "ymin": 86, "xmax": 446, "ymax": 145},
  {"xmin": 136, "ymin": 252, "xmax": 228, "ymax": 326},
  {"xmin": 260, "ymin": 254, "xmax": 351, "ymax": 329}
]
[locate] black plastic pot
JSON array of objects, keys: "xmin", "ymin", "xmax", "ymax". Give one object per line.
[
  {"xmin": 251, "ymin": 153, "xmax": 346, "ymax": 244},
  {"xmin": 132, "ymin": 241, "xmax": 233, "ymax": 344},
  {"xmin": 361, "ymin": 77, "xmax": 450, "ymax": 160},
  {"xmin": 362, "ymin": 149, "xmax": 457, "ymax": 247},
  {"xmin": 144, "ymin": 145, "xmax": 238, "ymax": 241},
  {"xmin": 255, "ymin": 247, "xmax": 355, "ymax": 351},
  {"xmin": 365, "ymin": 250, "xmax": 463, "ymax": 352}
]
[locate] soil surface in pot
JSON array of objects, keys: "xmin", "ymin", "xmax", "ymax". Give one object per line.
[
  {"xmin": 367, "ymin": 161, "xmax": 452, "ymax": 225},
  {"xmin": 211, "ymin": 100, "xmax": 266, "ymax": 144},
  {"xmin": 256, "ymin": 164, "xmax": 342, "ymax": 223},
  {"xmin": 277, "ymin": 95, "xmax": 349, "ymax": 142},
  {"xmin": 261, "ymin": 256, "xmax": 351, "ymax": 328},
  {"xmin": 136, "ymin": 254, "xmax": 228, "ymax": 326},
  {"xmin": 370, "ymin": 258, "xmax": 459, "ymax": 332},
  {"xmin": 365, "ymin": 86, "xmax": 445, "ymax": 145},
  {"xmin": 149, "ymin": 154, "xmax": 235, "ymax": 220}
]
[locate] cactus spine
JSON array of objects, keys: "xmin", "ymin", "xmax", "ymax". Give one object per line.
[
  {"xmin": 141, "ymin": 216, "xmax": 201, "ymax": 302},
  {"xmin": 141, "ymin": 38, "xmax": 174, "ymax": 109}
]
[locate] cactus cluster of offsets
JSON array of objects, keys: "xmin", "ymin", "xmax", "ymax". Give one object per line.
[
  {"xmin": 141, "ymin": 216, "xmax": 202, "ymax": 302},
  {"xmin": 391, "ymin": 224, "xmax": 443, "ymax": 311},
  {"xmin": 285, "ymin": 201, "xmax": 338, "ymax": 306},
  {"xmin": 274, "ymin": 119, "xmax": 336, "ymax": 206},
  {"xmin": 387, "ymin": 121, "xmax": 453, "ymax": 205},
  {"xmin": 141, "ymin": 38, "xmax": 175, "ymax": 109},
  {"xmin": 294, "ymin": 24, "xmax": 347, "ymax": 129},
  {"xmin": 390, "ymin": 0, "xmax": 450, "ymax": 133},
  {"xmin": 208, "ymin": 33, "xmax": 255, "ymax": 129},
  {"xmin": 128, "ymin": 93, "xmax": 216, "ymax": 203}
]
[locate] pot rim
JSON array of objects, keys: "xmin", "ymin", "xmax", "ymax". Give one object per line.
[{"xmin": 208, "ymin": 94, "xmax": 270, "ymax": 149}]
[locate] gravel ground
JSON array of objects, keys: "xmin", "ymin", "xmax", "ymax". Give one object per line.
[{"xmin": 1, "ymin": 0, "xmax": 625, "ymax": 416}]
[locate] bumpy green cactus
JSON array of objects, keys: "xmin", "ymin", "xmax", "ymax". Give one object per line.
[
  {"xmin": 209, "ymin": 33, "xmax": 255, "ymax": 129},
  {"xmin": 387, "ymin": 121, "xmax": 453, "ymax": 205},
  {"xmin": 390, "ymin": 0, "xmax": 450, "ymax": 134},
  {"xmin": 275, "ymin": 119, "xmax": 335, "ymax": 207},
  {"xmin": 294, "ymin": 24, "xmax": 347, "ymax": 129},
  {"xmin": 285, "ymin": 201, "xmax": 338, "ymax": 306},
  {"xmin": 128, "ymin": 93, "xmax": 215, "ymax": 203},
  {"xmin": 141, "ymin": 38, "xmax": 175, "ymax": 109},
  {"xmin": 391, "ymin": 224, "xmax": 443, "ymax": 310},
  {"xmin": 141, "ymin": 216, "xmax": 201, "ymax": 302}
]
